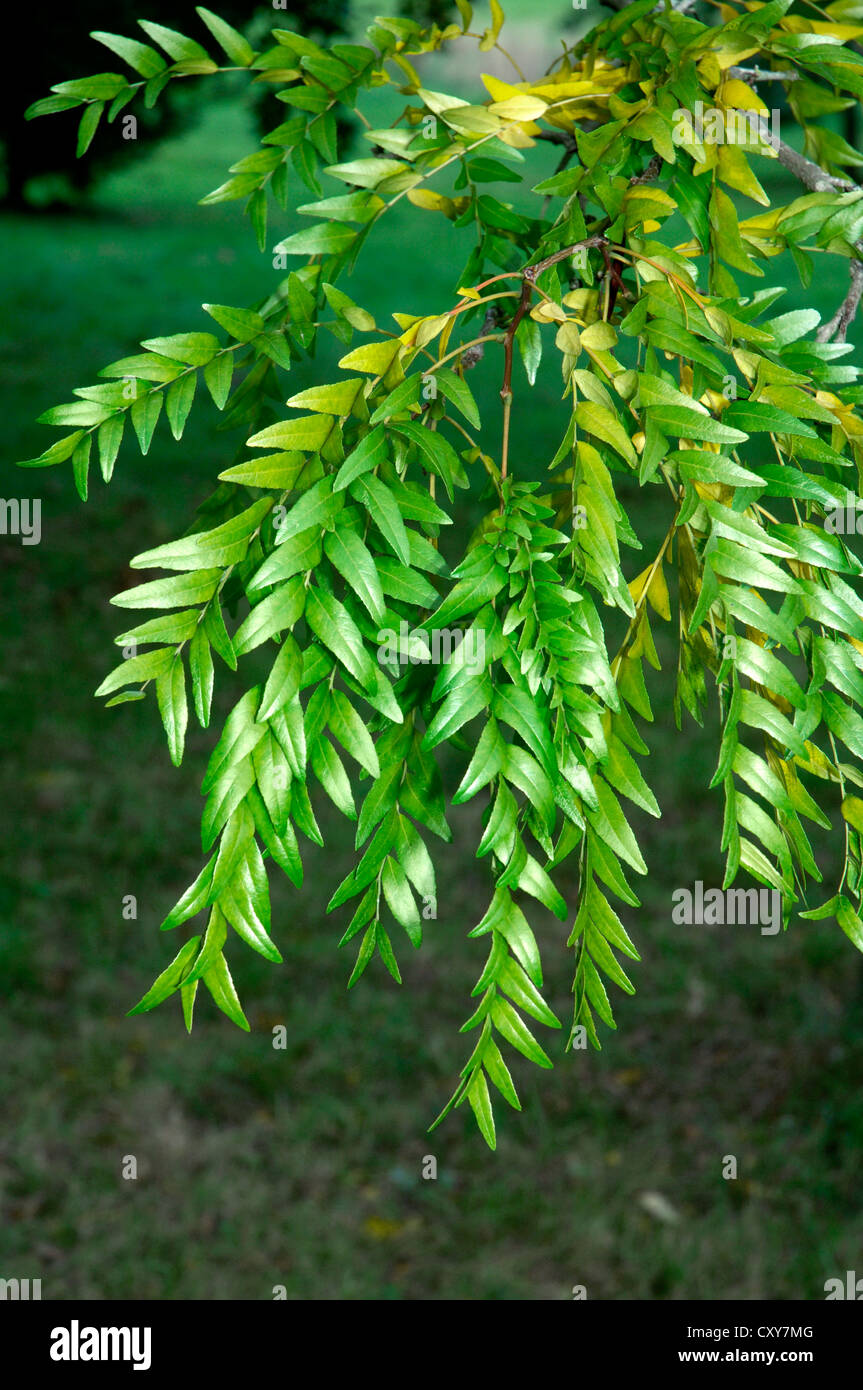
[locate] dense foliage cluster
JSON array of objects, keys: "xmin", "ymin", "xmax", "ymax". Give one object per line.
[{"xmin": 18, "ymin": 0, "xmax": 863, "ymax": 1144}]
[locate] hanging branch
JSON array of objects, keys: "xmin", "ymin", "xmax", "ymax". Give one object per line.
[
  {"xmin": 774, "ymin": 138, "xmax": 857, "ymax": 194},
  {"xmin": 728, "ymin": 65, "xmax": 800, "ymax": 82},
  {"xmin": 499, "ymin": 236, "xmax": 608, "ymax": 483}
]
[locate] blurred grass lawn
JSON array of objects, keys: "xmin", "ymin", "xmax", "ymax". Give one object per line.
[{"xmin": 2, "ymin": 33, "xmax": 863, "ymax": 1299}]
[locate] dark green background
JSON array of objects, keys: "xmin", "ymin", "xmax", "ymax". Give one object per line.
[{"xmin": 2, "ymin": 0, "xmax": 863, "ymax": 1299}]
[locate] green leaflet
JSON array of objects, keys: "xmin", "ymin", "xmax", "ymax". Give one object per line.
[
  {"xmin": 130, "ymin": 391, "xmax": 162, "ymax": 454},
  {"xmin": 270, "ymin": 693, "xmax": 308, "ymax": 777},
  {"xmin": 110, "ymin": 569, "xmax": 223, "ymax": 610},
  {"xmin": 454, "ymin": 718, "xmax": 505, "ymax": 803},
  {"xmin": 203, "ymin": 303, "xmax": 265, "ymax": 341},
  {"xmin": 471, "ymin": 891, "xmax": 544, "ymax": 987},
  {"xmin": 221, "ymin": 840, "xmax": 281, "ymax": 963},
  {"xmin": 195, "ymin": 8, "xmax": 255, "ymax": 66},
  {"xmin": 130, "ymin": 499, "xmax": 273, "ymax": 572},
  {"xmin": 575, "ymin": 401, "xmax": 638, "ymax": 466},
  {"xmin": 287, "ymin": 378, "xmax": 366, "ymax": 417},
  {"xmin": 248, "ymin": 527, "xmax": 323, "ymax": 594},
  {"xmin": 140, "ymin": 332, "xmax": 220, "ymax": 365},
  {"xmin": 116, "ymin": 611, "xmax": 199, "ymax": 648},
  {"xmin": 95, "ymin": 645, "xmax": 174, "ymax": 696},
  {"xmin": 334, "ymin": 425, "xmax": 389, "ymax": 490},
  {"xmin": 247, "ymin": 414, "xmax": 335, "ymax": 453},
  {"xmin": 421, "ymin": 565, "xmax": 507, "ymax": 630},
  {"xmin": 138, "ymin": 19, "xmax": 212, "ymax": 63},
  {"xmin": 391, "ymin": 420, "xmax": 464, "ymax": 501},
  {"xmin": 732, "ymin": 637, "xmax": 806, "ymax": 710},
  {"xmin": 490, "ymin": 997, "xmax": 553, "ymax": 1069},
  {"xmin": 722, "ymin": 401, "xmax": 818, "ymax": 439},
  {"xmin": 429, "ymin": 368, "xmax": 481, "ymax": 429},
  {"xmin": 156, "ymin": 658, "xmax": 188, "ymax": 766},
  {"xmin": 233, "ymin": 577, "xmax": 305, "ymax": 657},
  {"xmin": 189, "ymin": 626, "xmax": 214, "ymax": 728},
  {"xmin": 377, "ymin": 558, "xmax": 440, "ymax": 608},
  {"xmin": 492, "ymin": 685, "xmax": 555, "ymax": 778},
  {"xmin": 305, "ymin": 586, "xmax": 378, "ymax": 689},
  {"xmin": 297, "ymin": 191, "xmax": 382, "ymax": 223},
  {"xmin": 647, "ymin": 405, "xmax": 747, "ymax": 445},
  {"xmin": 351, "ymin": 474, "xmax": 411, "ymax": 566},
  {"xmin": 275, "ymin": 222, "xmax": 357, "ymax": 257},
  {"xmin": 218, "ymin": 452, "xmax": 321, "ymax": 491},
  {"xmin": 356, "ymin": 761, "xmax": 402, "ymax": 848},
  {"xmin": 166, "ymin": 374, "xmax": 197, "ymax": 440},
  {"xmin": 504, "ymin": 744, "xmax": 555, "ymax": 832},
  {"xmin": 738, "ymin": 690, "xmax": 808, "ymax": 759},
  {"xmin": 127, "ymin": 936, "xmax": 202, "ymax": 1016},
  {"xmin": 259, "ymin": 635, "xmax": 304, "ymax": 720},
  {"xmin": 603, "ymin": 735, "xmax": 661, "ymax": 818},
  {"xmin": 202, "ymin": 689, "xmax": 267, "ymax": 795},
  {"xmin": 671, "ymin": 452, "xmax": 763, "ymax": 489},
  {"xmin": 394, "ymin": 814, "xmax": 435, "ymax": 900},
  {"xmin": 329, "ymin": 690, "xmax": 380, "ymax": 778},
  {"xmin": 381, "ymin": 857, "xmax": 421, "ymax": 945},
  {"xmin": 424, "ymin": 674, "xmax": 492, "ymax": 748},
  {"xmin": 200, "ymin": 950, "xmax": 251, "ymax": 1032},
  {"xmin": 324, "ymin": 528, "xmax": 387, "ymax": 625},
  {"xmin": 91, "ymin": 31, "xmax": 167, "ymax": 78},
  {"xmin": 586, "ymin": 779, "xmax": 648, "ymax": 875},
  {"xmin": 274, "ymin": 477, "xmax": 343, "ymax": 546}
]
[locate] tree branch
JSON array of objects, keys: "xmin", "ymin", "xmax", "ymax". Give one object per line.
[
  {"xmin": 535, "ymin": 130, "xmax": 577, "ymax": 151},
  {"xmin": 817, "ymin": 257, "xmax": 863, "ymax": 344},
  {"xmin": 499, "ymin": 237, "xmax": 609, "ymax": 487},
  {"xmin": 727, "ymin": 65, "xmax": 800, "ymax": 83},
  {"xmin": 461, "ymin": 305, "xmax": 502, "ymax": 369},
  {"xmin": 601, "ymin": 0, "xmax": 695, "ymax": 9},
  {"xmin": 774, "ymin": 139, "xmax": 856, "ymax": 194},
  {"xmin": 629, "ymin": 153, "xmax": 663, "ymax": 185}
]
